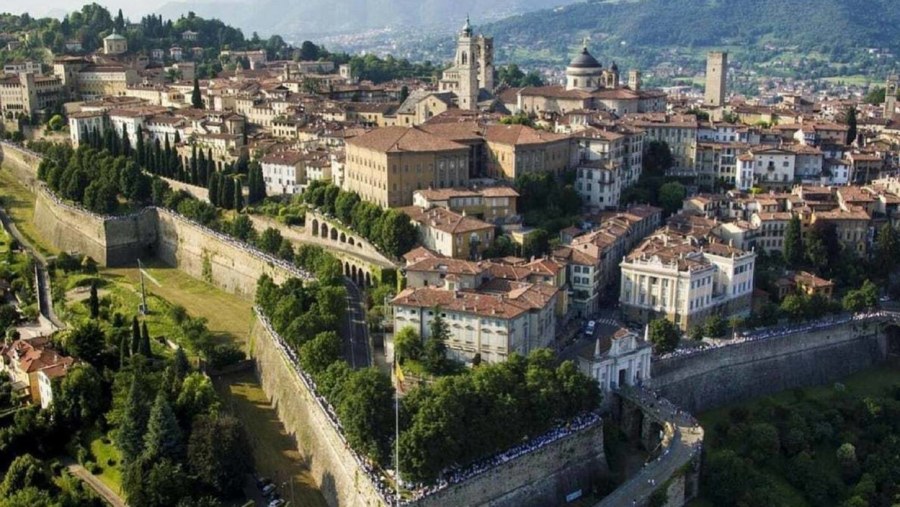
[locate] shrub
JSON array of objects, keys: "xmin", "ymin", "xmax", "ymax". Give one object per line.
[{"xmin": 205, "ymin": 344, "xmax": 246, "ymax": 369}]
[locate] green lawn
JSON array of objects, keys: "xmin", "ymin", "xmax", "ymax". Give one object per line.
[
  {"xmin": 88, "ymin": 431, "xmax": 124, "ymax": 495},
  {"xmin": 214, "ymin": 371, "xmax": 327, "ymax": 507}
]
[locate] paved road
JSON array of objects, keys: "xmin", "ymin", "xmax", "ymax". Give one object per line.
[
  {"xmin": 63, "ymin": 458, "xmax": 127, "ymax": 507},
  {"xmin": 342, "ymin": 279, "xmax": 371, "ymax": 368},
  {"xmin": 595, "ymin": 387, "xmax": 704, "ymax": 507},
  {"xmin": 0, "ymin": 207, "xmax": 64, "ymax": 329}
]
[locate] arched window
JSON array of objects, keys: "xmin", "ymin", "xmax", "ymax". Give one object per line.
[{"xmin": 461, "ymin": 52, "xmax": 468, "ymax": 65}]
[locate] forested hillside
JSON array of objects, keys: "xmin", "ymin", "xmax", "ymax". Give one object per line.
[{"xmin": 483, "ymin": 0, "xmax": 900, "ymax": 79}]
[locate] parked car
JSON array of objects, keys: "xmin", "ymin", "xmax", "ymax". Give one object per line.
[
  {"xmin": 256, "ymin": 477, "xmax": 272, "ymax": 489},
  {"xmin": 261, "ymin": 484, "xmax": 277, "ymax": 497},
  {"xmin": 585, "ymin": 320, "xmax": 596, "ymax": 336},
  {"xmin": 268, "ymin": 500, "xmax": 286, "ymax": 507}
]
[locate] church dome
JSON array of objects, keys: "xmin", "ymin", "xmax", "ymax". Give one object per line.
[{"xmin": 569, "ymin": 47, "xmax": 601, "ymax": 69}]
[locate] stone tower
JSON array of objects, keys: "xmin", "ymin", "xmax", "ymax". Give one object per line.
[
  {"xmin": 628, "ymin": 69, "xmax": 642, "ymax": 91},
  {"xmin": 476, "ymin": 35, "xmax": 494, "ymax": 92},
  {"xmin": 704, "ymin": 51, "xmax": 728, "ymax": 107},
  {"xmin": 885, "ymin": 74, "xmax": 899, "ymax": 118},
  {"xmin": 455, "ymin": 16, "xmax": 479, "ymax": 110}
]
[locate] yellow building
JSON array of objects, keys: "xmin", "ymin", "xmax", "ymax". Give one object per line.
[
  {"xmin": 344, "ymin": 126, "xmax": 470, "ymax": 208},
  {"xmin": 483, "ymin": 124, "xmax": 570, "ymax": 180}
]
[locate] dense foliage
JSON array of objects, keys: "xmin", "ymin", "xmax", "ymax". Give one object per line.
[
  {"xmin": 702, "ymin": 381, "xmax": 900, "ymax": 506},
  {"xmin": 399, "ymin": 349, "xmax": 600, "ymax": 483},
  {"xmin": 302, "ymin": 180, "xmax": 417, "ymax": 258}
]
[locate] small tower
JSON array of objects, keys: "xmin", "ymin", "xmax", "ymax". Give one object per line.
[
  {"xmin": 103, "ymin": 30, "xmax": 128, "ymax": 55},
  {"xmin": 885, "ymin": 74, "xmax": 899, "ymax": 118},
  {"xmin": 456, "ymin": 16, "xmax": 479, "ymax": 110},
  {"xmin": 628, "ymin": 69, "xmax": 642, "ymax": 91},
  {"xmin": 704, "ymin": 51, "xmax": 728, "ymax": 107}
]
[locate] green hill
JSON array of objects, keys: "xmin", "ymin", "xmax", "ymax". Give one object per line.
[{"xmin": 483, "ymin": 0, "xmax": 900, "ymax": 81}]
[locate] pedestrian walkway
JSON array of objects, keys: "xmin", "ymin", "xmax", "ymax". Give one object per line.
[{"xmin": 62, "ymin": 458, "xmax": 127, "ymax": 507}]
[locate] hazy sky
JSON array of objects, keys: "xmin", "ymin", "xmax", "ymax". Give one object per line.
[{"xmin": 7, "ymin": 0, "xmax": 230, "ymax": 19}]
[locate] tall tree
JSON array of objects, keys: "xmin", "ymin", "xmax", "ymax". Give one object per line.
[
  {"xmin": 188, "ymin": 414, "xmax": 251, "ymax": 496},
  {"xmin": 423, "ymin": 310, "xmax": 449, "ymax": 374},
  {"xmin": 135, "ymin": 126, "xmax": 145, "ymax": 166},
  {"xmin": 206, "ymin": 172, "xmax": 219, "ymax": 207},
  {"xmin": 874, "ymin": 222, "xmax": 899, "ymax": 276},
  {"xmin": 143, "ymin": 392, "xmax": 183, "ymax": 462},
  {"xmin": 140, "ymin": 321, "xmax": 152, "ymax": 358},
  {"xmin": 88, "ymin": 282, "xmax": 100, "ymax": 319},
  {"xmin": 66, "ymin": 321, "xmax": 105, "ymax": 365},
  {"xmin": 131, "ymin": 316, "xmax": 141, "ymax": 356},
  {"xmin": 191, "ymin": 77, "xmax": 203, "ymax": 109},
  {"xmin": 118, "ymin": 377, "xmax": 151, "ymax": 463},
  {"xmin": 783, "ymin": 215, "xmax": 804, "ymax": 268},
  {"xmin": 648, "ymin": 318, "xmax": 680, "ymax": 354},
  {"xmin": 845, "ymin": 106, "xmax": 858, "ymax": 146},
  {"xmin": 233, "ymin": 178, "xmax": 243, "ymax": 211}
]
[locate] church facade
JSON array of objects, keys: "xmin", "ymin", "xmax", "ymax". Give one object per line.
[
  {"xmin": 438, "ymin": 17, "xmax": 494, "ymax": 111},
  {"xmin": 514, "ymin": 42, "xmax": 666, "ymax": 117}
]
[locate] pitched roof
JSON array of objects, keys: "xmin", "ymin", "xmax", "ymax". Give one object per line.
[
  {"xmin": 483, "ymin": 124, "xmax": 568, "ymax": 146},
  {"xmin": 347, "ymin": 126, "xmax": 467, "ymax": 153}
]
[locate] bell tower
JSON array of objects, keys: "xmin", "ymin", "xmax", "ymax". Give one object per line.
[{"xmin": 455, "ymin": 16, "xmax": 479, "ymax": 110}]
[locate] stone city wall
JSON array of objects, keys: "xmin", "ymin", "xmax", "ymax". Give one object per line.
[
  {"xmin": 0, "ymin": 141, "xmax": 42, "ymax": 188},
  {"xmin": 252, "ymin": 312, "xmax": 609, "ymax": 507},
  {"xmin": 649, "ymin": 320, "xmax": 887, "ymax": 413},
  {"xmin": 154, "ymin": 208, "xmax": 311, "ymax": 298}
]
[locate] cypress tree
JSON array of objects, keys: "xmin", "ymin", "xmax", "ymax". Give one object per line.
[
  {"xmin": 234, "ymin": 179, "xmax": 244, "ymax": 211},
  {"xmin": 197, "ymin": 150, "xmax": 207, "ymax": 186},
  {"xmin": 119, "ymin": 333, "xmax": 129, "ymax": 367},
  {"xmin": 118, "ymin": 377, "xmax": 150, "ymax": 463},
  {"xmin": 174, "ymin": 131, "xmax": 181, "ymax": 144},
  {"xmin": 135, "ymin": 126, "xmax": 145, "ymax": 166},
  {"xmin": 221, "ymin": 176, "xmax": 235, "ymax": 210},
  {"xmin": 122, "ymin": 130, "xmax": 131, "ymax": 158},
  {"xmin": 206, "ymin": 174, "xmax": 219, "ymax": 206},
  {"xmin": 190, "ymin": 145, "xmax": 198, "ymax": 180},
  {"xmin": 207, "ymin": 149, "xmax": 213, "ymax": 174},
  {"xmin": 131, "ymin": 316, "xmax": 141, "ymax": 356},
  {"xmin": 140, "ymin": 321, "xmax": 152, "ymax": 357},
  {"xmin": 846, "ymin": 106, "xmax": 858, "ymax": 146},
  {"xmin": 191, "ymin": 77, "xmax": 203, "ymax": 109},
  {"xmin": 783, "ymin": 215, "xmax": 804, "ymax": 268},
  {"xmin": 88, "ymin": 283, "xmax": 100, "ymax": 319},
  {"xmin": 143, "ymin": 392, "xmax": 183, "ymax": 461},
  {"xmin": 152, "ymin": 139, "xmax": 162, "ymax": 174},
  {"xmin": 163, "ymin": 136, "xmax": 172, "ymax": 176}
]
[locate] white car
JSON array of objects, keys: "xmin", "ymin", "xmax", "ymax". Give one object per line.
[{"xmin": 585, "ymin": 320, "xmax": 597, "ymax": 336}]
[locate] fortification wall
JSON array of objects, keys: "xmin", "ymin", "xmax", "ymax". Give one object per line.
[
  {"xmin": 250, "ymin": 316, "xmax": 391, "ymax": 507},
  {"xmin": 251, "ymin": 314, "xmax": 608, "ymax": 507},
  {"xmin": 155, "ymin": 209, "xmax": 309, "ymax": 298},
  {"xmin": 0, "ymin": 142, "xmax": 41, "ymax": 188},
  {"xmin": 414, "ymin": 422, "xmax": 606, "ymax": 507},
  {"xmin": 33, "ymin": 189, "xmax": 110, "ymax": 263},
  {"xmin": 650, "ymin": 320, "xmax": 888, "ymax": 413}
]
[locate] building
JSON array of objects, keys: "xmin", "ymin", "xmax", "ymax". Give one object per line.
[
  {"xmin": 0, "ymin": 73, "xmax": 66, "ymax": 120},
  {"xmin": 884, "ymin": 74, "xmax": 898, "ymax": 118},
  {"xmin": 68, "ymin": 110, "xmax": 107, "ymax": 147},
  {"xmin": 391, "ymin": 280, "xmax": 559, "ymax": 365},
  {"xmin": 619, "ymin": 227, "xmax": 755, "ymax": 332},
  {"xmin": 401, "ymin": 205, "xmax": 494, "ymax": 259},
  {"xmin": 578, "ymin": 327, "xmax": 652, "ymax": 395},
  {"xmin": 3, "ymin": 60, "xmax": 41, "ymax": 76},
  {"xmin": 735, "ymin": 147, "xmax": 797, "ymax": 191},
  {"xmin": 412, "ymin": 186, "xmax": 519, "ymax": 224},
  {"xmin": 75, "ymin": 64, "xmax": 139, "ymax": 100},
  {"xmin": 261, "ymin": 150, "xmax": 305, "ymax": 194},
  {"xmin": 438, "ymin": 17, "xmax": 493, "ymax": 110},
  {"xmin": 0, "ymin": 337, "xmax": 74, "ymax": 406},
  {"xmin": 103, "ymin": 31, "xmax": 128, "ymax": 55},
  {"xmin": 343, "ymin": 126, "xmax": 470, "ymax": 208},
  {"xmin": 483, "ymin": 124, "xmax": 570, "ymax": 180},
  {"xmin": 704, "ymin": 51, "xmax": 727, "ymax": 108}
]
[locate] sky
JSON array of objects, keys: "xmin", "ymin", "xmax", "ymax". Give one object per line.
[{"xmin": 8, "ymin": 0, "xmax": 227, "ymax": 19}]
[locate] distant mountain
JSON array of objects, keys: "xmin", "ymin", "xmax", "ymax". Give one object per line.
[
  {"xmin": 153, "ymin": 0, "xmax": 584, "ymax": 38},
  {"xmin": 480, "ymin": 0, "xmax": 900, "ymax": 73}
]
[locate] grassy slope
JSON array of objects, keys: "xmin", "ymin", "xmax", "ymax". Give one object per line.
[{"xmin": 1, "ymin": 163, "xmax": 326, "ymax": 505}]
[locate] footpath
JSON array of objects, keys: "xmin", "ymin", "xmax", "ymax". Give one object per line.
[{"xmin": 62, "ymin": 458, "xmax": 127, "ymax": 507}]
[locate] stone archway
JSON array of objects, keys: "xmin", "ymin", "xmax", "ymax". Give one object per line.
[
  {"xmin": 348, "ymin": 237, "xmax": 355, "ymax": 246},
  {"xmin": 344, "ymin": 261, "xmax": 351, "ymax": 276},
  {"xmin": 330, "ymin": 228, "xmax": 338, "ymax": 241},
  {"xmin": 364, "ymin": 271, "xmax": 372, "ymax": 287},
  {"xmin": 321, "ymin": 223, "xmax": 329, "ymax": 239},
  {"xmin": 340, "ymin": 232, "xmax": 347, "ymax": 243},
  {"xmin": 311, "ymin": 219, "xmax": 319, "ymax": 236}
]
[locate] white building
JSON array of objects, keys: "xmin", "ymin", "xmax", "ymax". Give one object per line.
[
  {"xmin": 391, "ymin": 280, "xmax": 558, "ymax": 365},
  {"xmin": 261, "ymin": 151, "xmax": 305, "ymax": 195},
  {"xmin": 620, "ymin": 231, "xmax": 755, "ymax": 331},
  {"xmin": 735, "ymin": 147, "xmax": 796, "ymax": 191},
  {"xmin": 68, "ymin": 111, "xmax": 107, "ymax": 147},
  {"xmin": 579, "ymin": 327, "xmax": 652, "ymax": 394}
]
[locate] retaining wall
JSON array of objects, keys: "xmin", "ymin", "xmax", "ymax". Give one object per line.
[
  {"xmin": 251, "ymin": 314, "xmax": 609, "ymax": 507},
  {"xmin": 649, "ymin": 320, "xmax": 888, "ymax": 413}
]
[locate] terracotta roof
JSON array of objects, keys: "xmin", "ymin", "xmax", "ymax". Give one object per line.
[
  {"xmin": 401, "ymin": 206, "xmax": 493, "ymax": 235},
  {"xmin": 483, "ymin": 124, "xmax": 568, "ymax": 146},
  {"xmin": 347, "ymin": 126, "xmax": 467, "ymax": 153}
]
